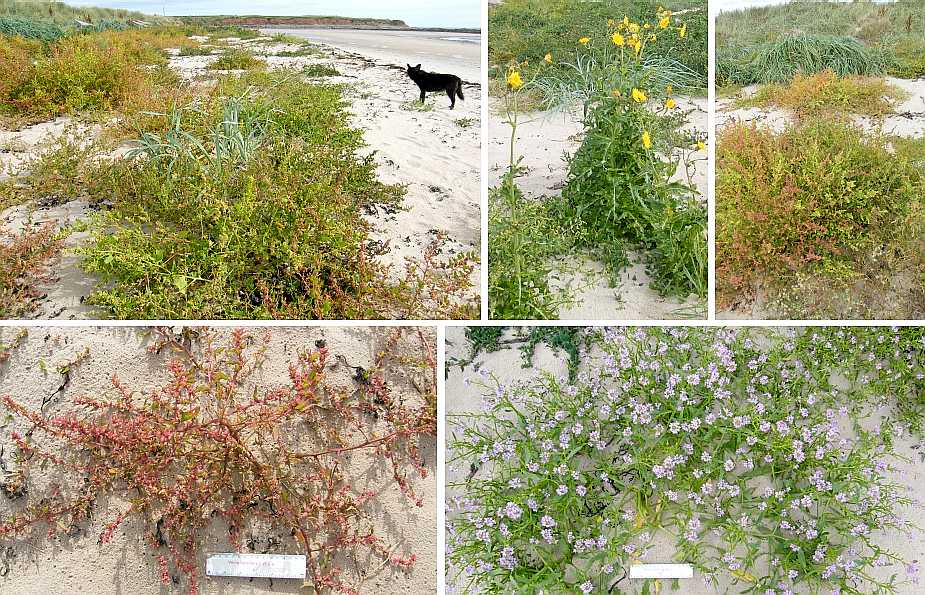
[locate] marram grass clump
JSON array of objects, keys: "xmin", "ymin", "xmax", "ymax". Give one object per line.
[{"xmin": 718, "ymin": 34, "xmax": 889, "ymax": 86}]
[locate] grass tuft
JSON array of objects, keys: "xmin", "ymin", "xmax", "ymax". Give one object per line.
[
  {"xmin": 718, "ymin": 34, "xmax": 889, "ymax": 87},
  {"xmin": 735, "ymin": 69, "xmax": 908, "ymax": 118},
  {"xmin": 209, "ymin": 47, "xmax": 265, "ymax": 70}
]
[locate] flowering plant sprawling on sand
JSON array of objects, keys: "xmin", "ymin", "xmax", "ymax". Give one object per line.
[{"xmin": 448, "ymin": 326, "xmax": 924, "ymax": 594}]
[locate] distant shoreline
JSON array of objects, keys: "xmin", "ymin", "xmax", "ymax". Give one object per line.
[
  {"xmin": 178, "ymin": 15, "xmax": 479, "ymax": 34},
  {"xmin": 260, "ymin": 25, "xmax": 481, "ymax": 34}
]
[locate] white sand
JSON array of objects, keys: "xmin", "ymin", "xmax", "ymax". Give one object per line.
[
  {"xmin": 444, "ymin": 327, "xmax": 925, "ymax": 594},
  {"xmin": 0, "ymin": 326, "xmax": 436, "ymax": 594},
  {"xmin": 487, "ymin": 97, "xmax": 708, "ymax": 320},
  {"xmin": 716, "ymin": 77, "xmax": 925, "ymax": 320}
]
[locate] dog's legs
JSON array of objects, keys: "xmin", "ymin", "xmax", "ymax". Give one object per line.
[
  {"xmin": 446, "ymin": 87, "xmax": 456, "ymax": 109},
  {"xmin": 420, "ymin": 90, "xmax": 426, "ymax": 104}
]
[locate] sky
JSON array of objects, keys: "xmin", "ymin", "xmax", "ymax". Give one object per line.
[{"xmin": 64, "ymin": 0, "xmax": 480, "ymax": 28}]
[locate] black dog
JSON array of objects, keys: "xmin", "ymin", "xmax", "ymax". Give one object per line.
[{"xmin": 406, "ymin": 64, "xmax": 465, "ymax": 109}]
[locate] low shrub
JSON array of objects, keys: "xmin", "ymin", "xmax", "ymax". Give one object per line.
[
  {"xmin": 718, "ymin": 34, "xmax": 889, "ymax": 86},
  {"xmin": 888, "ymin": 36, "xmax": 925, "ymax": 79},
  {"xmin": 178, "ymin": 45, "xmax": 213, "ymax": 56},
  {"xmin": 736, "ymin": 69, "xmax": 907, "ymax": 118},
  {"xmin": 716, "ymin": 120, "xmax": 925, "ymax": 312},
  {"xmin": 3, "ymin": 33, "xmax": 177, "ymax": 118},
  {"xmin": 448, "ymin": 326, "xmax": 924, "ymax": 594},
  {"xmin": 0, "ymin": 224, "xmax": 62, "ymax": 318},
  {"xmin": 77, "ymin": 71, "xmax": 475, "ymax": 319},
  {"xmin": 0, "ymin": 35, "xmax": 41, "ymax": 104},
  {"xmin": 0, "ymin": 327, "xmax": 436, "ymax": 594},
  {"xmin": 209, "ymin": 47, "xmax": 265, "ymax": 70},
  {"xmin": 3, "ymin": 134, "xmax": 101, "ymax": 208},
  {"xmin": 302, "ymin": 63, "xmax": 340, "ymax": 77},
  {"xmin": 276, "ymin": 44, "xmax": 321, "ymax": 58}
]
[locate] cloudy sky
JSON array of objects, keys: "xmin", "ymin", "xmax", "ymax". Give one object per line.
[{"xmin": 64, "ymin": 0, "xmax": 480, "ymax": 28}]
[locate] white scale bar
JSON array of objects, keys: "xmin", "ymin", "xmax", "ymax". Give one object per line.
[
  {"xmin": 629, "ymin": 563, "xmax": 694, "ymax": 579},
  {"xmin": 206, "ymin": 553, "xmax": 306, "ymax": 579}
]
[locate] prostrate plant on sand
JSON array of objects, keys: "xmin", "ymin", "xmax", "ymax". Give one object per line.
[
  {"xmin": 447, "ymin": 326, "xmax": 925, "ymax": 594},
  {"xmin": 489, "ymin": 6, "xmax": 707, "ymax": 319},
  {"xmin": 0, "ymin": 327, "xmax": 436, "ymax": 594}
]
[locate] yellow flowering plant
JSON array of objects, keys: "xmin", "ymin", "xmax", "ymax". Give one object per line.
[{"xmin": 542, "ymin": 8, "xmax": 707, "ymax": 300}]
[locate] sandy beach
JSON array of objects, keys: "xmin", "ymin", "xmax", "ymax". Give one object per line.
[
  {"xmin": 0, "ymin": 29, "xmax": 481, "ymax": 319},
  {"xmin": 488, "ymin": 97, "xmax": 708, "ymax": 320},
  {"xmin": 0, "ymin": 326, "xmax": 436, "ymax": 595}
]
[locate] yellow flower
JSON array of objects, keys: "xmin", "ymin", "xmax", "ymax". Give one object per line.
[
  {"xmin": 628, "ymin": 22, "xmax": 640, "ymax": 33},
  {"xmin": 612, "ymin": 32, "xmax": 625, "ymax": 46},
  {"xmin": 665, "ymin": 98, "xmax": 676, "ymax": 109},
  {"xmin": 666, "ymin": 84, "xmax": 673, "ymax": 96},
  {"xmin": 632, "ymin": 39, "xmax": 642, "ymax": 55},
  {"xmin": 632, "ymin": 87, "xmax": 647, "ymax": 102},
  {"xmin": 579, "ymin": 37, "xmax": 591, "ymax": 45},
  {"xmin": 544, "ymin": 53, "xmax": 553, "ymax": 64},
  {"xmin": 644, "ymin": 23, "xmax": 651, "ymax": 29},
  {"xmin": 679, "ymin": 23, "xmax": 687, "ymax": 38},
  {"xmin": 623, "ymin": 16, "xmax": 630, "ymax": 27},
  {"xmin": 507, "ymin": 70, "xmax": 524, "ymax": 90},
  {"xmin": 659, "ymin": 16, "xmax": 670, "ymax": 29},
  {"xmin": 648, "ymin": 33, "xmax": 657, "ymax": 42},
  {"xmin": 608, "ymin": 18, "xmax": 615, "ymax": 28},
  {"xmin": 642, "ymin": 130, "xmax": 652, "ymax": 150},
  {"xmin": 697, "ymin": 140, "xmax": 706, "ymax": 151}
]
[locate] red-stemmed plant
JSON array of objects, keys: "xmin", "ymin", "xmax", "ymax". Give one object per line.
[{"xmin": 0, "ymin": 327, "xmax": 435, "ymax": 594}]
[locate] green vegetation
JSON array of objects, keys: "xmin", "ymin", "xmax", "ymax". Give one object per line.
[
  {"xmin": 453, "ymin": 326, "xmax": 585, "ymax": 381},
  {"xmin": 400, "ymin": 99, "xmax": 434, "ymax": 112},
  {"xmin": 45, "ymin": 70, "xmax": 473, "ymax": 320},
  {"xmin": 716, "ymin": 120, "xmax": 925, "ymax": 318},
  {"xmin": 489, "ymin": 0, "xmax": 708, "ymax": 97},
  {"xmin": 209, "ymin": 47, "xmax": 264, "ymax": 70},
  {"xmin": 0, "ymin": 27, "xmax": 191, "ymax": 121},
  {"xmin": 718, "ymin": 34, "xmax": 889, "ymax": 86},
  {"xmin": 302, "ymin": 63, "xmax": 340, "ymax": 77},
  {"xmin": 0, "ymin": 0, "xmax": 165, "ymax": 41},
  {"xmin": 488, "ymin": 177, "xmax": 580, "ymax": 320},
  {"xmin": 449, "ymin": 326, "xmax": 925, "ymax": 594},
  {"xmin": 276, "ymin": 45, "xmax": 321, "ymax": 58},
  {"xmin": 735, "ymin": 69, "xmax": 907, "ymax": 118},
  {"xmin": 559, "ymin": 99, "xmax": 707, "ymax": 299},
  {"xmin": 489, "ymin": 7, "xmax": 707, "ymax": 319},
  {"xmin": 0, "ymin": 225, "xmax": 62, "ymax": 318},
  {"xmin": 718, "ymin": 1, "xmax": 925, "ymax": 84},
  {"xmin": 178, "ymin": 45, "xmax": 213, "ymax": 56},
  {"xmin": 0, "ymin": 19, "xmax": 478, "ymax": 319}
]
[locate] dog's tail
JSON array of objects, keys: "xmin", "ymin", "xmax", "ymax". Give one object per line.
[{"xmin": 457, "ymin": 81, "xmax": 465, "ymax": 101}]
